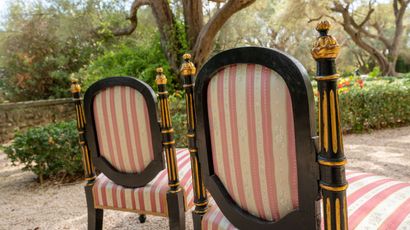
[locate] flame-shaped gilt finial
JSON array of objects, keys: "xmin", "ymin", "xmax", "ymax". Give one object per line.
[
  {"xmin": 311, "ymin": 20, "xmax": 340, "ymax": 60},
  {"xmin": 70, "ymin": 77, "xmax": 81, "ymax": 93},
  {"xmin": 180, "ymin": 54, "xmax": 196, "ymax": 76},
  {"xmin": 155, "ymin": 67, "xmax": 167, "ymax": 85}
]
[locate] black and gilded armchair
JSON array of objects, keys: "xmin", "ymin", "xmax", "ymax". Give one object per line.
[
  {"xmin": 191, "ymin": 46, "xmax": 321, "ymax": 230},
  {"xmin": 181, "ymin": 21, "xmax": 410, "ymax": 230},
  {"xmin": 70, "ymin": 69, "xmax": 194, "ymax": 229}
]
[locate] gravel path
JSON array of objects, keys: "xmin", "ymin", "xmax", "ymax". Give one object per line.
[{"xmin": 1, "ymin": 126, "xmax": 409, "ymax": 230}]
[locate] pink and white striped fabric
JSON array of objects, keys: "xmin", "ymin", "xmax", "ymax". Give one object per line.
[
  {"xmin": 202, "ymin": 170, "xmax": 410, "ymax": 230},
  {"xmin": 92, "ymin": 149, "xmax": 194, "ymax": 216},
  {"xmin": 207, "ymin": 64, "xmax": 298, "ymax": 221},
  {"xmin": 93, "ymin": 86, "xmax": 154, "ymax": 173}
]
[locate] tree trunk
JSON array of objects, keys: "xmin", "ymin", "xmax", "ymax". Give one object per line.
[
  {"xmin": 377, "ymin": 57, "xmax": 397, "ymax": 76},
  {"xmin": 150, "ymin": 0, "xmax": 184, "ymax": 76},
  {"xmin": 182, "ymin": 0, "xmax": 204, "ymax": 49},
  {"xmin": 192, "ymin": 0, "xmax": 256, "ymax": 68}
]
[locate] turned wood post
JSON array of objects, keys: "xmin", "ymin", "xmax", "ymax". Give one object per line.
[
  {"xmin": 181, "ymin": 54, "xmax": 208, "ymax": 226},
  {"xmin": 71, "ymin": 78, "xmax": 96, "ymax": 183},
  {"xmin": 312, "ymin": 21, "xmax": 348, "ymax": 230},
  {"xmin": 156, "ymin": 68, "xmax": 181, "ymax": 192}
]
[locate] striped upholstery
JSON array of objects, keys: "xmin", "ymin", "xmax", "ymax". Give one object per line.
[
  {"xmin": 93, "ymin": 86, "xmax": 154, "ymax": 173},
  {"xmin": 92, "ymin": 149, "xmax": 194, "ymax": 216},
  {"xmin": 202, "ymin": 170, "xmax": 410, "ymax": 230},
  {"xmin": 207, "ymin": 64, "xmax": 298, "ymax": 221}
]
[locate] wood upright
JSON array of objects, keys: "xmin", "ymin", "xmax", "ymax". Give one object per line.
[{"xmin": 312, "ymin": 21, "xmax": 348, "ymax": 230}]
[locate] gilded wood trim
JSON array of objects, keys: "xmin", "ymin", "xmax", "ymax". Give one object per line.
[
  {"xmin": 314, "ymin": 74, "xmax": 339, "ymax": 81},
  {"xmin": 318, "ymin": 159, "xmax": 347, "ymax": 166},
  {"xmin": 326, "ymin": 198, "xmax": 331, "ymax": 230},
  {"xmin": 318, "ymin": 94, "xmax": 321, "ymax": 150},
  {"xmin": 161, "ymin": 128, "xmax": 174, "ymax": 134},
  {"xmin": 163, "ymin": 140, "xmax": 176, "ymax": 145},
  {"xmin": 337, "ymin": 93, "xmax": 344, "ymax": 153},
  {"xmin": 344, "ymin": 197, "xmax": 348, "ymax": 230},
  {"xmin": 336, "ymin": 198, "xmax": 340, "ymax": 230},
  {"xmin": 322, "ymin": 91, "xmax": 328, "ymax": 152},
  {"xmin": 320, "ymin": 183, "xmax": 348, "ymax": 192},
  {"xmin": 330, "ymin": 90, "xmax": 338, "ymax": 154}
]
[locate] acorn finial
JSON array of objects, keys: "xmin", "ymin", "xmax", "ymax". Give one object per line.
[
  {"xmin": 155, "ymin": 67, "xmax": 167, "ymax": 85},
  {"xmin": 316, "ymin": 20, "xmax": 331, "ymax": 33},
  {"xmin": 183, "ymin": 53, "xmax": 192, "ymax": 60},
  {"xmin": 70, "ymin": 77, "xmax": 81, "ymax": 93},
  {"xmin": 180, "ymin": 53, "xmax": 196, "ymax": 76},
  {"xmin": 311, "ymin": 20, "xmax": 340, "ymax": 60}
]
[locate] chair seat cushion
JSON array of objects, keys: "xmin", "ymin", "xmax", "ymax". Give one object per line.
[
  {"xmin": 92, "ymin": 148, "xmax": 194, "ymax": 216},
  {"xmin": 202, "ymin": 170, "xmax": 410, "ymax": 229}
]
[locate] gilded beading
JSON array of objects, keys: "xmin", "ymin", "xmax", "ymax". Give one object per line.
[
  {"xmin": 181, "ymin": 53, "xmax": 196, "ymax": 76},
  {"xmin": 311, "ymin": 21, "xmax": 340, "ymax": 60},
  {"xmin": 70, "ymin": 78, "xmax": 81, "ymax": 93},
  {"xmin": 155, "ymin": 67, "xmax": 167, "ymax": 85}
]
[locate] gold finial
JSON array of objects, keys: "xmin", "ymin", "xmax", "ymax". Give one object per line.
[
  {"xmin": 312, "ymin": 20, "xmax": 340, "ymax": 60},
  {"xmin": 70, "ymin": 77, "xmax": 81, "ymax": 93},
  {"xmin": 180, "ymin": 53, "xmax": 196, "ymax": 76},
  {"xmin": 183, "ymin": 53, "xmax": 192, "ymax": 60},
  {"xmin": 316, "ymin": 20, "xmax": 331, "ymax": 32},
  {"xmin": 155, "ymin": 67, "xmax": 167, "ymax": 85}
]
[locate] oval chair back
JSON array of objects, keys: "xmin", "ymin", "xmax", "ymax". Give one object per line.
[
  {"xmin": 83, "ymin": 77, "xmax": 164, "ymax": 187},
  {"xmin": 194, "ymin": 47, "xmax": 320, "ymax": 229}
]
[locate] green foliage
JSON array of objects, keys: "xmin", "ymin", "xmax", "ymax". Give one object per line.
[
  {"xmin": 0, "ymin": 1, "xmax": 105, "ymax": 101},
  {"xmin": 338, "ymin": 78, "xmax": 410, "ymax": 132},
  {"xmin": 368, "ymin": 67, "xmax": 381, "ymax": 78},
  {"xmin": 3, "ymin": 121, "xmax": 82, "ymax": 184},
  {"xmin": 79, "ymin": 37, "xmax": 178, "ymax": 92},
  {"xmin": 168, "ymin": 91, "xmax": 187, "ymax": 147},
  {"xmin": 396, "ymin": 56, "xmax": 410, "ymax": 73}
]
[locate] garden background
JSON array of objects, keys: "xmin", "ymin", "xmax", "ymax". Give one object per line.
[{"xmin": 0, "ymin": 0, "xmax": 409, "ymax": 229}]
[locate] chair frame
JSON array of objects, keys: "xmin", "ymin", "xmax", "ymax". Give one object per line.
[
  {"xmin": 83, "ymin": 77, "xmax": 164, "ymax": 188},
  {"xmin": 194, "ymin": 47, "xmax": 321, "ymax": 229},
  {"xmin": 72, "ymin": 75, "xmax": 186, "ymax": 229}
]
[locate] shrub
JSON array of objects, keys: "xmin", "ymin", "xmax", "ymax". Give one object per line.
[
  {"xmin": 4, "ymin": 121, "xmax": 82, "ymax": 184},
  {"xmin": 339, "ymin": 78, "xmax": 410, "ymax": 132},
  {"xmin": 169, "ymin": 91, "xmax": 187, "ymax": 147},
  {"xmin": 78, "ymin": 37, "xmax": 176, "ymax": 92}
]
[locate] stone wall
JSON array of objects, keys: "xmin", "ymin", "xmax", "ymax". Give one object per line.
[{"xmin": 0, "ymin": 98, "xmax": 76, "ymax": 143}]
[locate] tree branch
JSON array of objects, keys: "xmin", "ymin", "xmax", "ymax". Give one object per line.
[
  {"xmin": 112, "ymin": 0, "xmax": 151, "ymax": 36},
  {"xmin": 332, "ymin": 1, "xmax": 390, "ymax": 48},
  {"xmin": 192, "ymin": 0, "xmax": 256, "ymax": 67},
  {"xmin": 391, "ymin": 0, "xmax": 409, "ymax": 56}
]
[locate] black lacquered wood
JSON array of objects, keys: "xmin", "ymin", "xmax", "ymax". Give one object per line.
[
  {"xmin": 84, "ymin": 76, "xmax": 164, "ymax": 188},
  {"xmin": 195, "ymin": 47, "xmax": 320, "ymax": 229},
  {"xmin": 71, "ymin": 80, "xmax": 96, "ymax": 181},
  {"xmin": 181, "ymin": 56, "xmax": 209, "ymax": 222},
  {"xmin": 157, "ymin": 78, "xmax": 180, "ymax": 191},
  {"xmin": 314, "ymin": 29, "xmax": 348, "ymax": 230}
]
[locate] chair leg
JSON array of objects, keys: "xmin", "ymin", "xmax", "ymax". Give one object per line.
[
  {"xmin": 85, "ymin": 184, "xmax": 103, "ymax": 230},
  {"xmin": 166, "ymin": 189, "xmax": 185, "ymax": 230},
  {"xmin": 192, "ymin": 211, "xmax": 204, "ymax": 230},
  {"xmin": 138, "ymin": 214, "xmax": 147, "ymax": 223}
]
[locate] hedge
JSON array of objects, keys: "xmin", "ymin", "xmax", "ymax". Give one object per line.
[
  {"xmin": 338, "ymin": 78, "xmax": 410, "ymax": 132},
  {"xmin": 4, "ymin": 77, "xmax": 409, "ymax": 182}
]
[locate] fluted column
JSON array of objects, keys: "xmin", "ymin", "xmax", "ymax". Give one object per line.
[
  {"xmin": 311, "ymin": 21, "xmax": 348, "ymax": 230},
  {"xmin": 156, "ymin": 68, "xmax": 181, "ymax": 192},
  {"xmin": 181, "ymin": 54, "xmax": 208, "ymax": 227},
  {"xmin": 71, "ymin": 78, "xmax": 96, "ymax": 183}
]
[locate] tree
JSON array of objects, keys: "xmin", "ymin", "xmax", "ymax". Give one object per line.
[
  {"xmin": 110, "ymin": 0, "xmax": 256, "ymax": 73},
  {"xmin": 0, "ymin": 0, "xmax": 107, "ymax": 101},
  {"xmin": 330, "ymin": 0, "xmax": 410, "ymax": 76}
]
